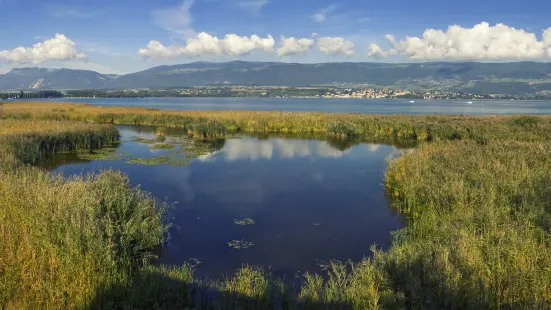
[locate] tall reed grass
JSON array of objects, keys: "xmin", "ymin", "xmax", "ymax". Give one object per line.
[
  {"xmin": 0, "ymin": 120, "xmax": 167, "ymax": 309},
  {"xmin": 2, "ymin": 102, "xmax": 551, "ymax": 309},
  {"xmin": 4, "ymin": 101, "xmax": 551, "ymax": 142},
  {"xmin": 384, "ymin": 141, "xmax": 551, "ymax": 308}
]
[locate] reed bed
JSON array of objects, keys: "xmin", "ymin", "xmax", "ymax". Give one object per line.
[
  {"xmin": 4, "ymin": 101, "xmax": 551, "ymax": 142},
  {"xmin": 0, "ymin": 119, "xmax": 166, "ymax": 309},
  {"xmin": 384, "ymin": 141, "xmax": 551, "ymax": 309},
  {"xmin": 2, "ymin": 102, "xmax": 551, "ymax": 309}
]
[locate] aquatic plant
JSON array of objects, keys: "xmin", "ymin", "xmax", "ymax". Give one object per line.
[
  {"xmin": 228, "ymin": 239, "xmax": 255, "ymax": 249},
  {"xmin": 126, "ymin": 155, "xmax": 192, "ymax": 166},
  {"xmin": 148, "ymin": 143, "xmax": 176, "ymax": 150},
  {"xmin": 131, "ymin": 136, "xmax": 157, "ymax": 144},
  {"xmin": 75, "ymin": 147, "xmax": 130, "ymax": 160},
  {"xmin": 234, "ymin": 218, "xmax": 256, "ymax": 225}
]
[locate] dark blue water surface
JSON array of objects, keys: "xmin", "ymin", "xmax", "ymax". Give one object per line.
[
  {"xmin": 38, "ymin": 97, "xmax": 551, "ymax": 115},
  {"xmin": 45, "ymin": 125, "xmax": 411, "ymax": 278}
]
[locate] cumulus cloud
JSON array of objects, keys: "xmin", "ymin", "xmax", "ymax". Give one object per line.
[
  {"xmin": 199, "ymin": 139, "xmax": 344, "ymax": 162},
  {"xmin": 139, "ymin": 32, "xmax": 275, "ymax": 58},
  {"xmin": 152, "ymin": 0, "xmax": 195, "ymax": 35},
  {"xmin": 311, "ymin": 4, "xmax": 337, "ymax": 23},
  {"xmin": 367, "ymin": 43, "xmax": 388, "ymax": 58},
  {"xmin": 0, "ymin": 34, "xmax": 86, "ymax": 64},
  {"xmin": 544, "ymin": 27, "xmax": 551, "ymax": 57},
  {"xmin": 277, "ymin": 36, "xmax": 314, "ymax": 56},
  {"xmin": 317, "ymin": 37, "xmax": 355, "ymax": 56},
  {"xmin": 368, "ymin": 22, "xmax": 551, "ymax": 60}
]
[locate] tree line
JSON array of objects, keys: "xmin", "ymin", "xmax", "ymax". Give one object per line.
[{"xmin": 0, "ymin": 90, "xmax": 64, "ymax": 100}]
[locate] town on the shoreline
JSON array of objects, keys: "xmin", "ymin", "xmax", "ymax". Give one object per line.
[{"xmin": 1, "ymin": 86, "xmax": 549, "ymax": 100}]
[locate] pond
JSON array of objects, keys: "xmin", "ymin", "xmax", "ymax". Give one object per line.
[{"xmin": 44, "ymin": 125, "xmax": 414, "ymax": 278}]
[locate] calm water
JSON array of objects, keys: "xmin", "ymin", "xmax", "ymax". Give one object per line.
[
  {"xmin": 45, "ymin": 125, "xmax": 411, "ymax": 278},
  {"xmin": 39, "ymin": 97, "xmax": 551, "ymax": 115}
]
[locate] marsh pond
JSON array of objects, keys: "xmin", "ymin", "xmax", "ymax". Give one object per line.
[{"xmin": 43, "ymin": 125, "xmax": 415, "ymax": 278}]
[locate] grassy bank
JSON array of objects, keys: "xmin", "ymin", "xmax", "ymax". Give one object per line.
[
  {"xmin": 4, "ymin": 101, "xmax": 551, "ymax": 142},
  {"xmin": 2, "ymin": 102, "xmax": 551, "ymax": 309},
  {"xmin": 0, "ymin": 120, "xmax": 167, "ymax": 309},
  {"xmin": 384, "ymin": 141, "xmax": 551, "ymax": 308}
]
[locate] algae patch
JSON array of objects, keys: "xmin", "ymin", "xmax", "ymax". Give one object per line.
[
  {"xmin": 228, "ymin": 240, "xmax": 255, "ymax": 249},
  {"xmin": 234, "ymin": 218, "xmax": 256, "ymax": 226}
]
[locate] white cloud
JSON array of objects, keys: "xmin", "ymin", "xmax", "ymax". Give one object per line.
[
  {"xmin": 544, "ymin": 27, "xmax": 551, "ymax": 57},
  {"xmin": 367, "ymin": 43, "xmax": 388, "ymax": 58},
  {"xmin": 233, "ymin": 0, "xmax": 269, "ymax": 16},
  {"xmin": 152, "ymin": 0, "xmax": 195, "ymax": 36},
  {"xmin": 317, "ymin": 37, "xmax": 355, "ymax": 56},
  {"xmin": 311, "ymin": 4, "xmax": 337, "ymax": 23},
  {"xmin": 199, "ymin": 138, "xmax": 344, "ymax": 162},
  {"xmin": 277, "ymin": 36, "xmax": 314, "ymax": 56},
  {"xmin": 139, "ymin": 32, "xmax": 275, "ymax": 58},
  {"xmin": 0, "ymin": 34, "xmax": 86, "ymax": 65},
  {"xmin": 369, "ymin": 22, "xmax": 551, "ymax": 60}
]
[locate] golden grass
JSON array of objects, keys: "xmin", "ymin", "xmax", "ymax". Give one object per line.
[
  {"xmin": 4, "ymin": 101, "xmax": 551, "ymax": 142},
  {"xmin": 2, "ymin": 101, "xmax": 551, "ymax": 308},
  {"xmin": 0, "ymin": 119, "xmax": 166, "ymax": 309}
]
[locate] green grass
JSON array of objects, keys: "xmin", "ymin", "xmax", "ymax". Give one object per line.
[
  {"xmin": 3, "ymin": 103, "xmax": 551, "ymax": 309},
  {"xmin": 384, "ymin": 141, "xmax": 551, "ymax": 308},
  {"xmin": 0, "ymin": 120, "xmax": 167, "ymax": 309}
]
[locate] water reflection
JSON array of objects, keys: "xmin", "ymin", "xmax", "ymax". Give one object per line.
[
  {"xmin": 47, "ymin": 125, "xmax": 410, "ymax": 278},
  {"xmin": 198, "ymin": 138, "xmax": 353, "ymax": 162}
]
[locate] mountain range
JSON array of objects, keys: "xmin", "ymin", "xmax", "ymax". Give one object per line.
[{"xmin": 2, "ymin": 61, "xmax": 551, "ymax": 96}]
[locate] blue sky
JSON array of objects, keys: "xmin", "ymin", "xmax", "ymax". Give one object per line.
[{"xmin": 0, "ymin": 0, "xmax": 550, "ymax": 74}]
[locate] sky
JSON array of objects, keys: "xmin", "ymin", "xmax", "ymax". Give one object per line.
[{"xmin": 0, "ymin": 0, "xmax": 550, "ymax": 74}]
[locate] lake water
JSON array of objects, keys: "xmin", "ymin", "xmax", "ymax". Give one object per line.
[
  {"xmin": 44, "ymin": 125, "xmax": 411, "ymax": 278},
  {"xmin": 39, "ymin": 97, "xmax": 551, "ymax": 115}
]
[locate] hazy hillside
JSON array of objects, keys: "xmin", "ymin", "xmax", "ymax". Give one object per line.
[
  {"xmin": 2, "ymin": 61, "xmax": 551, "ymax": 95},
  {"xmin": 0, "ymin": 68, "xmax": 114, "ymax": 90}
]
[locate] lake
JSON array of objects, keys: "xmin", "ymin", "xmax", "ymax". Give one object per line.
[
  {"xmin": 38, "ymin": 97, "xmax": 551, "ymax": 115},
  {"xmin": 44, "ymin": 125, "xmax": 412, "ymax": 278}
]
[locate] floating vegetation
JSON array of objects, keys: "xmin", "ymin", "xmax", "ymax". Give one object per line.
[
  {"xmin": 74, "ymin": 147, "xmax": 130, "ymax": 160},
  {"xmin": 126, "ymin": 156, "xmax": 192, "ymax": 166},
  {"xmin": 234, "ymin": 218, "xmax": 255, "ymax": 226},
  {"xmin": 228, "ymin": 239, "xmax": 255, "ymax": 249},
  {"xmin": 131, "ymin": 136, "xmax": 157, "ymax": 144},
  {"xmin": 128, "ymin": 138, "xmax": 225, "ymax": 166},
  {"xmin": 148, "ymin": 143, "xmax": 176, "ymax": 150},
  {"xmin": 156, "ymin": 134, "xmax": 167, "ymax": 142},
  {"xmin": 187, "ymin": 258, "xmax": 202, "ymax": 267}
]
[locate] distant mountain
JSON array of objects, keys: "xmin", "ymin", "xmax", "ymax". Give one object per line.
[
  {"xmin": 2, "ymin": 61, "xmax": 551, "ymax": 95},
  {"xmin": 0, "ymin": 68, "xmax": 114, "ymax": 90}
]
